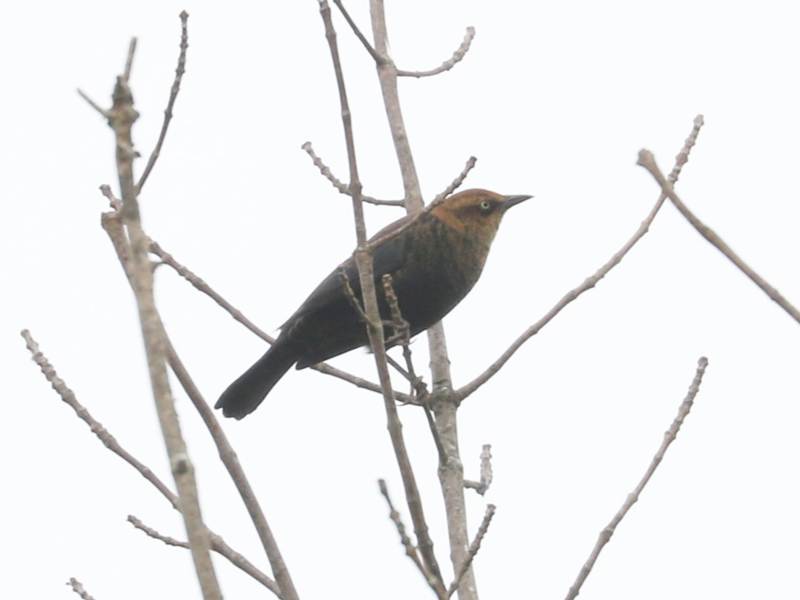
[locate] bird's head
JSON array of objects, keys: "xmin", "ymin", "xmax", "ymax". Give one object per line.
[{"xmin": 429, "ymin": 189, "xmax": 532, "ymax": 246}]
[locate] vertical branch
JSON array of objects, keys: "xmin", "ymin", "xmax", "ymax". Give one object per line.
[
  {"xmin": 317, "ymin": 2, "xmax": 446, "ymax": 597},
  {"xmin": 368, "ymin": 3, "xmax": 476, "ymax": 597},
  {"xmin": 368, "ymin": 0, "xmax": 423, "ymax": 211},
  {"xmin": 89, "ymin": 33, "xmax": 220, "ymax": 600}
]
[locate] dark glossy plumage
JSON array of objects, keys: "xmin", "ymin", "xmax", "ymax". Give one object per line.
[{"xmin": 216, "ymin": 189, "xmax": 531, "ymax": 419}]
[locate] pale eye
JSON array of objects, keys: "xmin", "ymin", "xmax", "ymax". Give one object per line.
[{"xmin": 479, "ymin": 200, "xmax": 492, "ymax": 212}]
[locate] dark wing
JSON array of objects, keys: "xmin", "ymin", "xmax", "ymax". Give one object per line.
[{"xmin": 281, "ymin": 213, "xmax": 415, "ymax": 327}]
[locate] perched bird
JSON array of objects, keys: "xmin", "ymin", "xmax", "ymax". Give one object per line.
[{"xmin": 216, "ymin": 188, "xmax": 531, "ymax": 419}]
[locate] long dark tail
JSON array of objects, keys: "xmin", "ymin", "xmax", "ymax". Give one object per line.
[{"xmin": 215, "ymin": 343, "xmax": 297, "ymax": 419}]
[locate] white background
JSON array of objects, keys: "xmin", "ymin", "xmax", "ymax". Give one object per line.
[{"xmin": 2, "ymin": 1, "xmax": 798, "ymax": 599}]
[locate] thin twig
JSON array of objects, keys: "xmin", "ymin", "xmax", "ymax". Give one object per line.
[
  {"xmin": 447, "ymin": 504, "xmax": 496, "ymax": 597},
  {"xmin": 339, "ymin": 265, "xmax": 369, "ymax": 322},
  {"xmin": 423, "ymin": 402, "xmax": 448, "ymax": 467},
  {"xmin": 457, "ymin": 115, "xmax": 707, "ymax": 401},
  {"xmin": 431, "ymin": 156, "xmax": 477, "ymax": 205},
  {"xmin": 136, "ymin": 12, "xmax": 189, "ymax": 195},
  {"xmin": 319, "ymin": 1, "xmax": 445, "ymax": 595},
  {"xmin": 301, "ymin": 142, "xmax": 405, "ymax": 206},
  {"xmin": 128, "ymin": 515, "xmax": 189, "ymax": 548},
  {"xmin": 149, "ymin": 238, "xmax": 272, "ymax": 340},
  {"xmin": 464, "ymin": 444, "xmax": 492, "ymax": 495},
  {"xmin": 208, "ymin": 533, "xmax": 282, "ymax": 595},
  {"xmin": 332, "ymin": 0, "xmax": 382, "ymax": 64},
  {"xmin": 77, "ymin": 89, "xmax": 111, "ymax": 118},
  {"xmin": 384, "ymin": 356, "xmax": 426, "ymax": 406},
  {"xmin": 123, "ymin": 38, "xmax": 137, "ymax": 82},
  {"xmin": 21, "ymin": 329, "xmax": 179, "ymax": 508},
  {"xmin": 314, "ymin": 361, "xmax": 413, "ymax": 402},
  {"xmin": 398, "ymin": 27, "xmax": 476, "ymax": 78},
  {"xmin": 128, "ymin": 514, "xmax": 281, "ymax": 594},
  {"xmin": 565, "ymin": 357, "xmax": 709, "ymax": 600},
  {"xmin": 381, "ymin": 274, "xmax": 407, "ymax": 344},
  {"xmin": 68, "ymin": 579, "xmax": 96, "ymax": 600},
  {"xmin": 165, "ymin": 336, "xmax": 297, "ymax": 600},
  {"xmin": 382, "ymin": 274, "xmax": 425, "ymax": 397},
  {"xmin": 385, "ymin": 353, "xmax": 410, "ymax": 378},
  {"xmin": 637, "ymin": 149, "xmax": 800, "ymax": 326},
  {"xmin": 22, "ymin": 330, "xmax": 279, "ymax": 594},
  {"xmin": 378, "ymin": 479, "xmax": 432, "ymax": 580},
  {"xmin": 99, "ymin": 184, "xmax": 122, "ymax": 211}
]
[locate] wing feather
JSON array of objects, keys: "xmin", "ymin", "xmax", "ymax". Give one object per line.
[{"xmin": 281, "ymin": 213, "xmax": 415, "ymax": 328}]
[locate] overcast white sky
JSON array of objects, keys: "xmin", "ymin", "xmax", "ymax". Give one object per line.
[{"xmin": 2, "ymin": 1, "xmax": 799, "ymax": 599}]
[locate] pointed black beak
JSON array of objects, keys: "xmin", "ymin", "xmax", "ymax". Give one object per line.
[{"xmin": 501, "ymin": 194, "xmax": 533, "ymax": 211}]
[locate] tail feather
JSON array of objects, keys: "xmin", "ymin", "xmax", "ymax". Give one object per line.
[{"xmin": 215, "ymin": 344, "xmax": 297, "ymax": 419}]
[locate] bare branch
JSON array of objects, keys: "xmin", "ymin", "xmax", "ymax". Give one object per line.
[
  {"xmin": 398, "ymin": 27, "xmax": 476, "ymax": 78},
  {"xmin": 369, "ymin": 1, "xmax": 424, "ymax": 211},
  {"xmin": 340, "ymin": 264, "xmax": 370, "ymax": 323},
  {"xmin": 378, "ymin": 480, "xmax": 432, "ymax": 581},
  {"xmin": 447, "ymin": 504, "xmax": 496, "ymax": 597},
  {"xmin": 318, "ymin": 1, "xmax": 446, "ymax": 594},
  {"xmin": 135, "ymin": 12, "xmax": 189, "ymax": 195},
  {"xmin": 637, "ymin": 149, "xmax": 800, "ymax": 326},
  {"xmin": 208, "ymin": 534, "xmax": 282, "ymax": 596},
  {"xmin": 149, "ymin": 238, "xmax": 271, "ymax": 340},
  {"xmin": 464, "ymin": 444, "xmax": 492, "ymax": 495},
  {"xmin": 457, "ymin": 199, "xmax": 662, "ymax": 399},
  {"xmin": 128, "ymin": 515, "xmax": 189, "ymax": 548},
  {"xmin": 21, "ymin": 329, "xmax": 179, "ymax": 509},
  {"xmin": 123, "ymin": 38, "xmax": 137, "ymax": 82},
  {"xmin": 301, "ymin": 142, "xmax": 405, "ymax": 206},
  {"xmin": 566, "ymin": 357, "xmax": 709, "ymax": 600},
  {"xmin": 332, "ymin": 0, "xmax": 382, "ymax": 64},
  {"xmin": 314, "ymin": 361, "xmax": 413, "ymax": 402},
  {"xmin": 457, "ymin": 114, "xmax": 707, "ymax": 401},
  {"xmin": 165, "ymin": 336, "xmax": 298, "ymax": 600},
  {"xmin": 422, "ymin": 403, "xmax": 448, "ymax": 466},
  {"xmin": 128, "ymin": 516, "xmax": 281, "ymax": 595},
  {"xmin": 94, "ymin": 41, "xmax": 219, "ymax": 594},
  {"xmin": 432, "ymin": 156, "xmax": 477, "ymax": 205},
  {"xmin": 77, "ymin": 89, "xmax": 111, "ymax": 118},
  {"xmin": 382, "ymin": 274, "xmax": 425, "ymax": 395},
  {"xmin": 381, "ymin": 273, "xmax": 407, "ymax": 336},
  {"xmin": 301, "ymin": 148, "xmax": 475, "ymax": 234},
  {"xmin": 79, "ymin": 38, "xmax": 139, "ymax": 120},
  {"xmin": 669, "ymin": 114, "xmax": 704, "ymax": 184},
  {"xmin": 99, "ymin": 183, "xmax": 122, "ymax": 211},
  {"xmin": 68, "ymin": 578, "xmax": 96, "ymax": 600},
  {"xmin": 22, "ymin": 330, "xmax": 278, "ymax": 593}
]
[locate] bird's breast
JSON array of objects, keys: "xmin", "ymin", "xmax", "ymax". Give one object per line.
[{"xmin": 387, "ymin": 215, "xmax": 492, "ymax": 333}]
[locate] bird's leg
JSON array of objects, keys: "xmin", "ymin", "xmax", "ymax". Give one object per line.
[{"xmin": 338, "ymin": 265, "xmax": 367, "ymax": 322}]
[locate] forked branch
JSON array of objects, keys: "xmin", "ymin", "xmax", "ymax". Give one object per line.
[
  {"xmin": 637, "ymin": 149, "xmax": 800, "ymax": 325},
  {"xmin": 21, "ymin": 330, "xmax": 280, "ymax": 596},
  {"xmin": 457, "ymin": 115, "xmax": 707, "ymax": 401}
]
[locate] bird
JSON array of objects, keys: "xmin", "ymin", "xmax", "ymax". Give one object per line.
[{"xmin": 216, "ymin": 188, "xmax": 531, "ymax": 419}]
